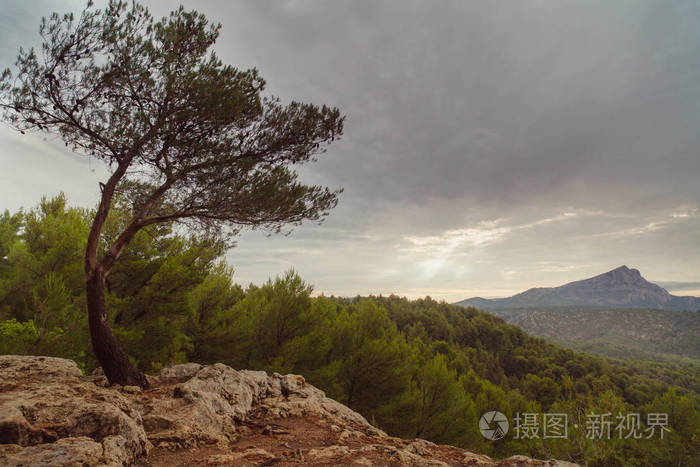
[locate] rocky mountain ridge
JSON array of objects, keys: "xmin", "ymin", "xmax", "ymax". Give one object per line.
[
  {"xmin": 0, "ymin": 355, "xmax": 577, "ymax": 466},
  {"xmin": 457, "ymin": 266, "xmax": 700, "ymax": 311}
]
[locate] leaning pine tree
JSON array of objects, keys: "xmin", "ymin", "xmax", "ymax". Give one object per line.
[{"xmin": 0, "ymin": 1, "xmax": 344, "ymax": 387}]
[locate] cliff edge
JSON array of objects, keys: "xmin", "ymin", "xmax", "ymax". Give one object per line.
[{"xmin": 0, "ymin": 355, "xmax": 577, "ymax": 466}]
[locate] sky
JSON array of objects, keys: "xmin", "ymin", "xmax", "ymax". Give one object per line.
[{"xmin": 1, "ymin": 0, "xmax": 699, "ymax": 301}]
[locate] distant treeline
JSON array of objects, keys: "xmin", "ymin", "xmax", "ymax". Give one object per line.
[{"xmin": 1, "ymin": 195, "xmax": 698, "ymax": 465}]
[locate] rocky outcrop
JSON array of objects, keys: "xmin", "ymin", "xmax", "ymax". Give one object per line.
[
  {"xmin": 140, "ymin": 362, "xmax": 381, "ymax": 450},
  {"xmin": 0, "ymin": 356, "xmax": 579, "ymax": 466},
  {"xmin": 0, "ymin": 356, "xmax": 149, "ymax": 466}
]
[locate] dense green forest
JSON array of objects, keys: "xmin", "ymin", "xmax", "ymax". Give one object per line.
[
  {"xmin": 1, "ymin": 195, "xmax": 699, "ymax": 465},
  {"xmin": 486, "ymin": 307, "xmax": 700, "ymax": 364}
]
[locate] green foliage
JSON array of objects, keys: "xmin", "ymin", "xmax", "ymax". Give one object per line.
[
  {"xmin": 0, "ymin": 0, "xmax": 345, "ymax": 237},
  {"xmin": 491, "ymin": 307, "xmax": 700, "ymax": 362},
  {"xmin": 0, "ymin": 209, "xmax": 23, "ymax": 299},
  {"xmin": 1, "ymin": 0, "xmax": 346, "ymax": 385},
  {"xmin": 0, "ymin": 194, "xmax": 227, "ymax": 371},
  {"xmin": 406, "ymin": 354, "xmax": 471, "ymax": 441},
  {"xmin": 0, "ymin": 195, "xmax": 88, "ymax": 364},
  {"xmin": 0, "ymin": 319, "xmax": 38, "ymax": 354},
  {"xmin": 1, "ymin": 196, "xmax": 698, "ymax": 465},
  {"xmin": 330, "ymin": 301, "xmax": 410, "ymax": 415},
  {"xmin": 1, "ymin": 195, "xmax": 88, "ymax": 321}
]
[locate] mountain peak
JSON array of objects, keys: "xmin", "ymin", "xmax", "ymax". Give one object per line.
[
  {"xmin": 457, "ymin": 266, "xmax": 700, "ymax": 311},
  {"xmin": 601, "ymin": 265, "xmax": 643, "ymax": 283},
  {"xmin": 610, "ymin": 265, "xmax": 639, "ymax": 275}
]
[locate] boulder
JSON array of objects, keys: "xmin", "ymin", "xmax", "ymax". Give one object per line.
[
  {"xmin": 141, "ymin": 363, "xmax": 382, "ymax": 448},
  {"xmin": 0, "ymin": 437, "xmax": 104, "ymax": 466},
  {"xmin": 0, "ymin": 356, "xmax": 580, "ymax": 466},
  {"xmin": 0, "ymin": 355, "xmax": 82, "ymax": 381},
  {"xmin": 0, "ymin": 356, "xmax": 150, "ymax": 466}
]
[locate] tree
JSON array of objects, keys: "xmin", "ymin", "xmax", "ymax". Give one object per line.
[
  {"xmin": 0, "ymin": 196, "xmax": 91, "ymax": 365},
  {"xmin": 331, "ymin": 302, "xmax": 410, "ymax": 414},
  {"xmin": 0, "ymin": 194, "xmax": 239, "ymax": 371},
  {"xmin": 0, "ymin": 1, "xmax": 344, "ymax": 387}
]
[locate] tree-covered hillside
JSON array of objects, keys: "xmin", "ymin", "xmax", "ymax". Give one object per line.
[
  {"xmin": 487, "ymin": 307, "xmax": 700, "ymax": 362},
  {"xmin": 1, "ymin": 196, "xmax": 699, "ymax": 465}
]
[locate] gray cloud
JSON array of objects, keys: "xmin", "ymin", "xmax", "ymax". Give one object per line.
[{"xmin": 1, "ymin": 0, "xmax": 699, "ymax": 300}]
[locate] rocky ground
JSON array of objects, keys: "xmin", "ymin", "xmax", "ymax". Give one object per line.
[{"xmin": 0, "ymin": 355, "xmax": 578, "ymax": 466}]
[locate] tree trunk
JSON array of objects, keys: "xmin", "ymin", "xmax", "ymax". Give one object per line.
[{"xmin": 87, "ymin": 271, "xmax": 150, "ymax": 388}]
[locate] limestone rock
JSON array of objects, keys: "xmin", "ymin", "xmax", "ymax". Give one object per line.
[
  {"xmin": 0, "ymin": 355, "xmax": 150, "ymax": 466},
  {"xmin": 306, "ymin": 444, "xmax": 352, "ymax": 459},
  {"xmin": 156, "ymin": 363, "xmax": 202, "ymax": 384},
  {"xmin": 140, "ymin": 362, "xmax": 382, "ymax": 448},
  {"xmin": 0, "ymin": 356, "xmax": 580, "ymax": 466},
  {"xmin": 0, "ymin": 437, "xmax": 104, "ymax": 467},
  {"xmin": 204, "ymin": 447, "xmax": 277, "ymax": 465},
  {"xmin": 0, "ymin": 355, "xmax": 82, "ymax": 381}
]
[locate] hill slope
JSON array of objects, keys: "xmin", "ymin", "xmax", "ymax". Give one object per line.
[
  {"xmin": 456, "ymin": 266, "xmax": 700, "ymax": 311},
  {"xmin": 0, "ymin": 355, "xmax": 576, "ymax": 466},
  {"xmin": 486, "ymin": 307, "xmax": 700, "ymax": 362}
]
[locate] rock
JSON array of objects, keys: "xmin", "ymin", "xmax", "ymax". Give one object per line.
[
  {"xmin": 337, "ymin": 428, "xmax": 353, "ymax": 444},
  {"xmin": 306, "ymin": 445, "xmax": 351, "ymax": 459},
  {"xmin": 121, "ymin": 385, "xmax": 142, "ymax": 395},
  {"xmin": 351, "ymin": 458, "xmax": 374, "ymax": 466},
  {"xmin": 157, "ymin": 363, "xmax": 202, "ymax": 383},
  {"xmin": 141, "ymin": 363, "xmax": 382, "ymax": 448},
  {"xmin": 0, "ymin": 437, "xmax": 105, "ymax": 466},
  {"xmin": 462, "ymin": 451, "xmax": 498, "ymax": 465},
  {"xmin": 142, "ymin": 414, "xmax": 176, "ymax": 432},
  {"xmin": 143, "ymin": 364, "xmax": 263, "ymax": 446},
  {"xmin": 0, "ymin": 355, "xmax": 82, "ymax": 381},
  {"xmin": 382, "ymin": 444, "xmax": 448, "ymax": 466},
  {"xmin": 0, "ymin": 405, "xmax": 55, "ymax": 445},
  {"xmin": 0, "ymin": 356, "xmax": 150, "ymax": 466},
  {"xmin": 102, "ymin": 435, "xmax": 134, "ymax": 466},
  {"xmin": 205, "ymin": 447, "xmax": 276, "ymax": 465},
  {"xmin": 0, "ymin": 356, "xmax": 580, "ymax": 466},
  {"xmin": 408, "ymin": 438, "xmax": 438, "ymax": 455},
  {"xmin": 93, "ymin": 378, "xmax": 110, "ymax": 387}
]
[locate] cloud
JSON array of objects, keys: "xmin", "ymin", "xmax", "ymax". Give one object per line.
[
  {"xmin": 402, "ymin": 220, "xmax": 512, "ymax": 254},
  {"xmin": 400, "ymin": 209, "xmax": 609, "ymax": 257},
  {"xmin": 1, "ymin": 0, "xmax": 699, "ymax": 301},
  {"xmin": 591, "ymin": 207, "xmax": 699, "ymax": 239}
]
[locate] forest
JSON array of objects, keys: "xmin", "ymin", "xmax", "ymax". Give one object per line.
[
  {"xmin": 488, "ymin": 307, "xmax": 700, "ymax": 364},
  {"xmin": 1, "ymin": 194, "xmax": 699, "ymax": 466}
]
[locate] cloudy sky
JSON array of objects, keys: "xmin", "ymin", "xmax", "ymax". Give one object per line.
[{"xmin": 1, "ymin": 0, "xmax": 699, "ymax": 300}]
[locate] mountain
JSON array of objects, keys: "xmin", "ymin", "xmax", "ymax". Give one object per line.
[{"xmin": 456, "ymin": 266, "xmax": 700, "ymax": 311}]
